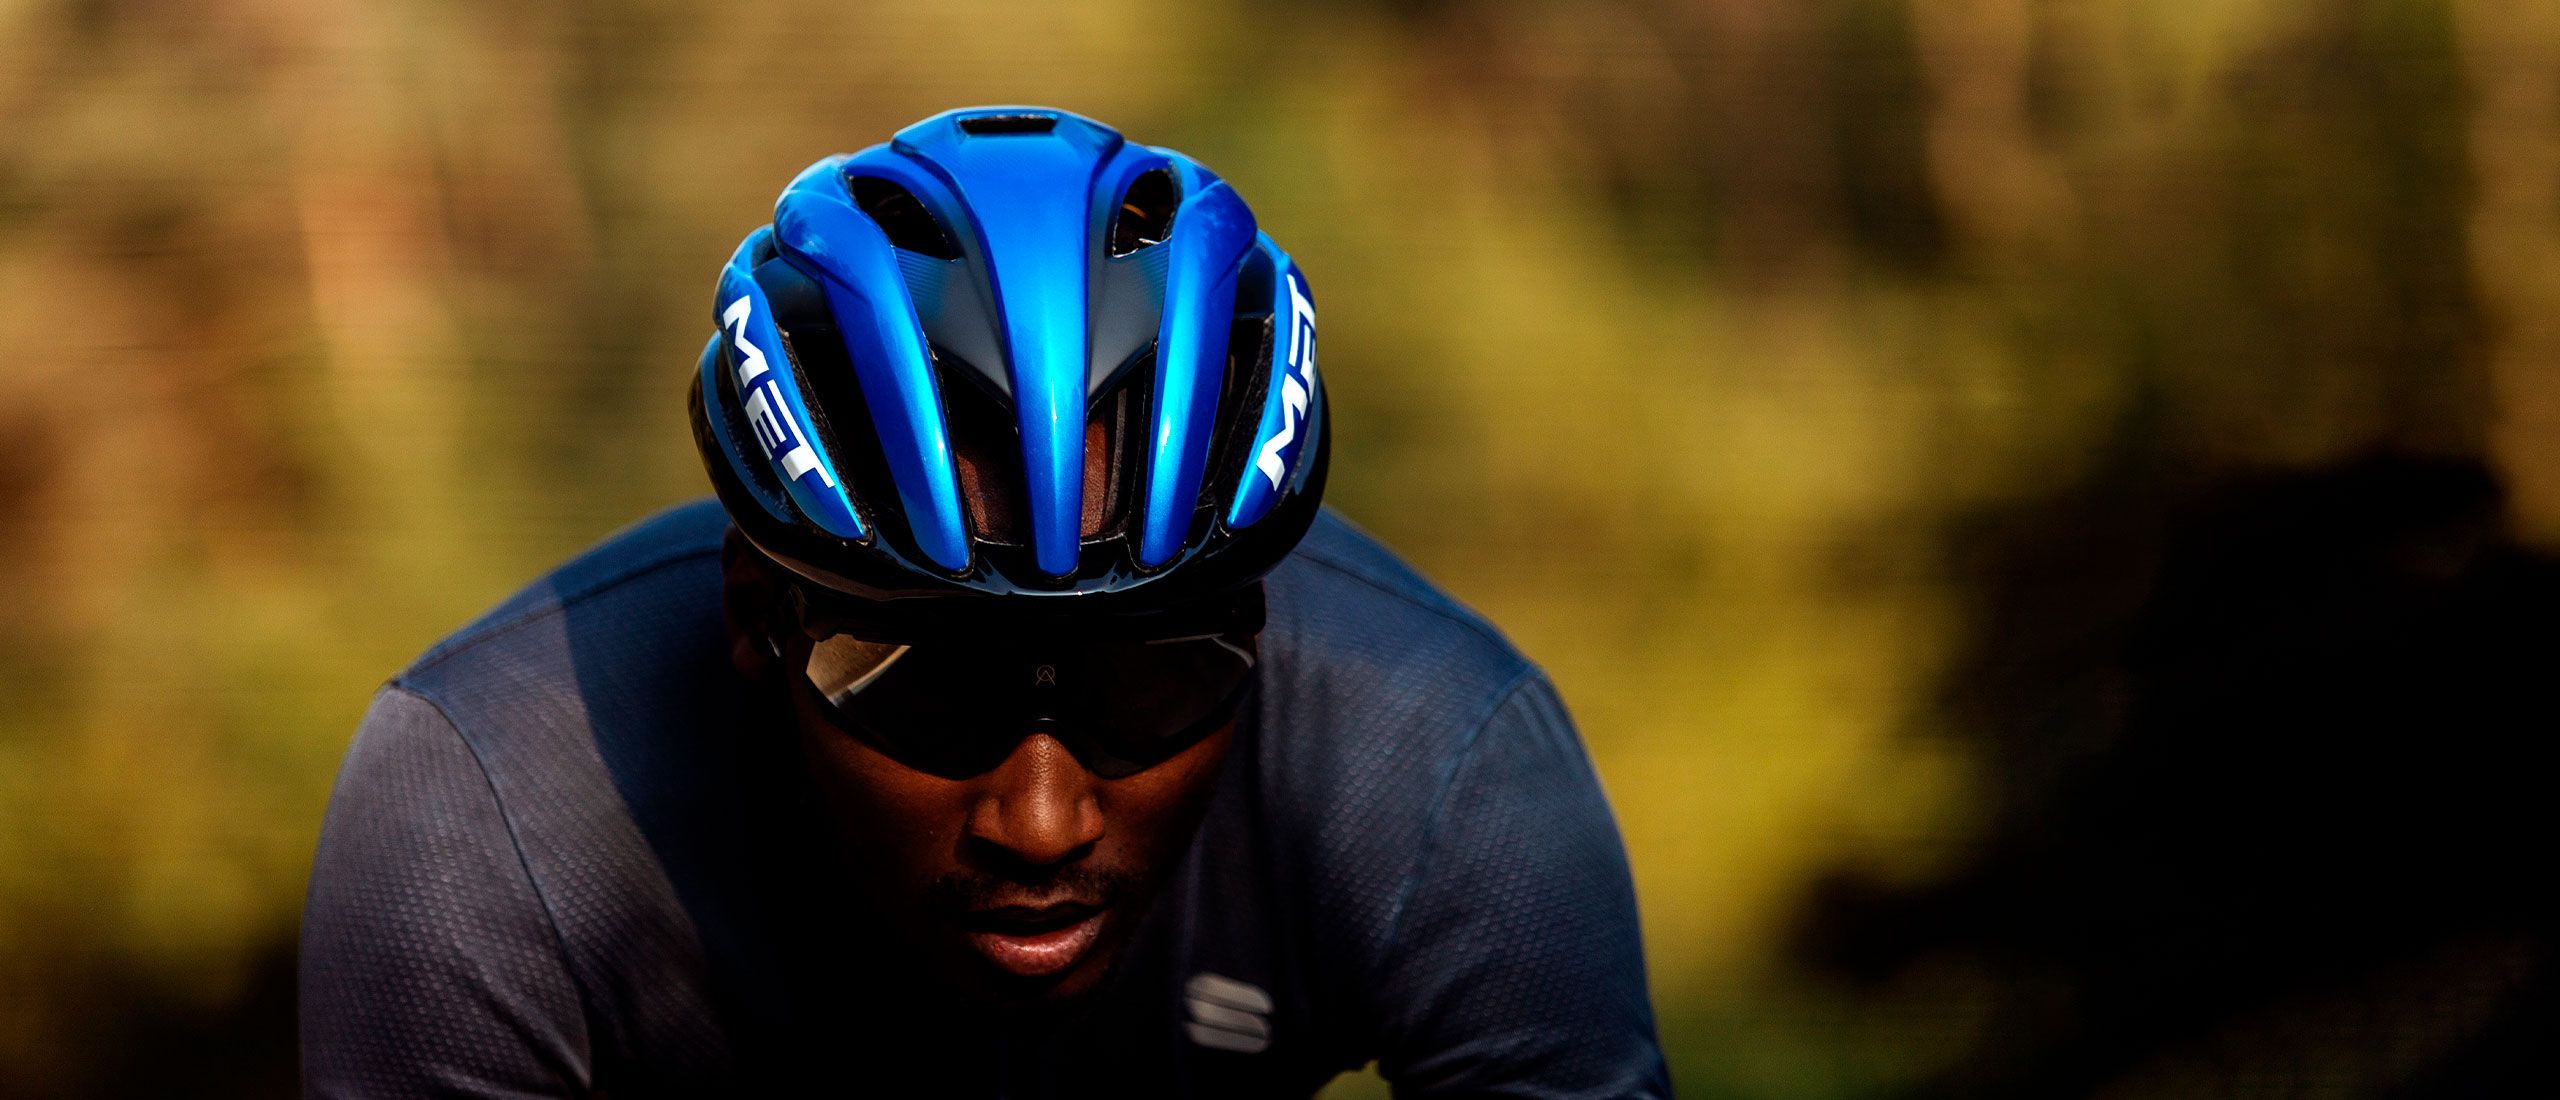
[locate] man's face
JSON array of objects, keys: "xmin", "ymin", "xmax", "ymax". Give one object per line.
[{"xmin": 770, "ymin": 619, "xmax": 1238, "ymax": 1006}]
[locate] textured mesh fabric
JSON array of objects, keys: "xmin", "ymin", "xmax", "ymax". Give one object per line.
[
  {"xmin": 300, "ymin": 500, "xmax": 1670, "ymax": 1098},
  {"xmin": 301, "ymin": 689, "xmax": 592, "ymax": 1098}
]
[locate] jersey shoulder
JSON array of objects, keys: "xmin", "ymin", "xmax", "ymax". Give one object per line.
[
  {"xmin": 402, "ymin": 498, "xmax": 731, "ymax": 689},
  {"xmin": 1266, "ymin": 508, "xmax": 1537, "ymax": 700},
  {"xmin": 384, "ymin": 495, "xmax": 736, "ymax": 869},
  {"xmin": 1243, "ymin": 511, "xmax": 1579, "ymax": 1005},
  {"xmin": 329, "ymin": 499, "xmax": 744, "ymax": 1074}
]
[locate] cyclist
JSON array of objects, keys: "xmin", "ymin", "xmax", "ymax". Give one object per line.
[{"xmin": 300, "ymin": 106, "xmax": 1668, "ymax": 1098}]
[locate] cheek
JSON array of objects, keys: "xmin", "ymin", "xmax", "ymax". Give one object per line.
[
  {"xmin": 791, "ymin": 699, "xmax": 967, "ymax": 870},
  {"xmin": 1103, "ymin": 726, "xmax": 1234, "ymax": 856}
]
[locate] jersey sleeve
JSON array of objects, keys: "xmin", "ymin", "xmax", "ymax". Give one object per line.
[
  {"xmin": 1371, "ymin": 674, "xmax": 1671, "ymax": 1099},
  {"xmin": 300, "ymin": 686, "xmax": 593, "ymax": 1098}
]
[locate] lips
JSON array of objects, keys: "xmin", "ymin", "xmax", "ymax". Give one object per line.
[{"xmin": 957, "ymin": 902, "xmax": 1108, "ymax": 979}]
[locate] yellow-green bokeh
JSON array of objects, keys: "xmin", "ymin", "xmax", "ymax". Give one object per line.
[{"xmin": 3, "ymin": 0, "xmax": 2553, "ymax": 1095}]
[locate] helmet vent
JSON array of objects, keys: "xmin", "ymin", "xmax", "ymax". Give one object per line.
[
  {"xmin": 957, "ymin": 113, "xmax": 1058, "ymax": 136},
  {"xmin": 943, "ymin": 349, "xmax": 1134, "ymax": 548},
  {"xmin": 940, "ymin": 350, "xmax": 1030, "ymax": 546},
  {"xmin": 1088, "ymin": 367, "xmax": 1147, "ymax": 540},
  {"xmin": 849, "ymin": 176, "xmax": 960, "ymax": 260},
  {"xmin": 759, "ymin": 259, "xmax": 906, "ymax": 550},
  {"xmin": 1208, "ymin": 314, "xmax": 1274, "ymax": 503},
  {"xmin": 1107, "ymin": 168, "xmax": 1179, "ymax": 257}
]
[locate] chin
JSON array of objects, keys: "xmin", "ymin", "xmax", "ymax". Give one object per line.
[{"xmin": 1012, "ymin": 953, "xmax": 1114, "ymax": 1004}]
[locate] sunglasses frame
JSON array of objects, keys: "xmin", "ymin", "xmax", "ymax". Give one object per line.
[{"xmin": 769, "ymin": 582, "xmax": 1267, "ymax": 779}]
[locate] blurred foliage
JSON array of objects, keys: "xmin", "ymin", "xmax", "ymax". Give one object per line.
[{"xmin": 3, "ymin": 0, "xmax": 2556, "ymax": 1095}]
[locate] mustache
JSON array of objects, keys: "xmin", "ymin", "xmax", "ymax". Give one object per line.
[{"xmin": 929, "ymin": 863, "xmax": 1132, "ymax": 912}]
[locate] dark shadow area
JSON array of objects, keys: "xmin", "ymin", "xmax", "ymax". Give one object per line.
[
  {"xmin": 1, "ymin": 931, "xmax": 299, "ymax": 1100},
  {"xmin": 1795, "ymin": 451, "xmax": 2557, "ymax": 1097}
]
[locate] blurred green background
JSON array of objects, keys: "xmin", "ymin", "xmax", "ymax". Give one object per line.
[{"xmin": 4, "ymin": 0, "xmax": 2557, "ymax": 1095}]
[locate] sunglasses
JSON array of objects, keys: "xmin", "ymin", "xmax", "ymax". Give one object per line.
[{"xmin": 776, "ymin": 590, "xmax": 1263, "ymax": 780}]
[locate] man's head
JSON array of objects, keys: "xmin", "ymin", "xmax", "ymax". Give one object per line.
[
  {"xmin": 691, "ymin": 107, "xmax": 1326, "ymax": 1004},
  {"xmin": 723, "ymin": 533, "xmax": 1245, "ymax": 1003}
]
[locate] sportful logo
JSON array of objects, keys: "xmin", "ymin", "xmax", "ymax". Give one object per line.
[
  {"xmin": 1253, "ymin": 273, "xmax": 1317, "ymax": 490},
  {"xmin": 722, "ymin": 295, "xmax": 837, "ymax": 489},
  {"xmin": 1184, "ymin": 972, "xmax": 1273, "ymax": 1054}
]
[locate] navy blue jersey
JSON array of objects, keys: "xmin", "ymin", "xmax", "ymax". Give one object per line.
[{"xmin": 300, "ymin": 501, "xmax": 1668, "ymax": 1098}]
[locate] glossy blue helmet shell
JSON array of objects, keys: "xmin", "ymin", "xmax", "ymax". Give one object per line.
[{"xmin": 690, "ymin": 107, "xmax": 1329, "ymax": 617}]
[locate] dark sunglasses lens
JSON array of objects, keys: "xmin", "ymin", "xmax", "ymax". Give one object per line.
[
  {"xmin": 1072, "ymin": 637, "xmax": 1255, "ymax": 770},
  {"xmin": 804, "ymin": 642, "xmax": 1014, "ymax": 777},
  {"xmin": 801, "ymin": 632, "xmax": 1254, "ymax": 778}
]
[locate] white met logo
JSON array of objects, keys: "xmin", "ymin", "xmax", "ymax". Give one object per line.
[
  {"xmin": 1252, "ymin": 272, "xmax": 1317, "ymax": 491},
  {"xmin": 1184, "ymin": 972, "xmax": 1273, "ymax": 1054},
  {"xmin": 721, "ymin": 295, "xmax": 836, "ymax": 489}
]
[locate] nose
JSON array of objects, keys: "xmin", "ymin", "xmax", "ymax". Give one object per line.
[{"xmin": 965, "ymin": 733, "xmax": 1103, "ymax": 870}]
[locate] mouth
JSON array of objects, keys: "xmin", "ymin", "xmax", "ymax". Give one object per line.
[{"xmin": 955, "ymin": 901, "xmax": 1109, "ymax": 980}]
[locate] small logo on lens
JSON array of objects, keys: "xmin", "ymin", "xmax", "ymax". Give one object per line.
[{"xmin": 1034, "ymin": 664, "xmax": 1058, "ymax": 687}]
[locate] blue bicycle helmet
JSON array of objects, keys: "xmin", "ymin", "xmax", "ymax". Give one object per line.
[{"xmin": 690, "ymin": 106, "xmax": 1327, "ymax": 629}]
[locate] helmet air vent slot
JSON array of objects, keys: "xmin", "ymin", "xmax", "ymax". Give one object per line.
[
  {"xmin": 957, "ymin": 113, "xmax": 1059, "ymax": 135},
  {"xmin": 1108, "ymin": 168, "xmax": 1179, "ymax": 257},
  {"xmin": 849, "ymin": 176, "xmax": 961, "ymax": 260},
  {"xmin": 940, "ymin": 348, "xmax": 1030, "ymax": 547}
]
